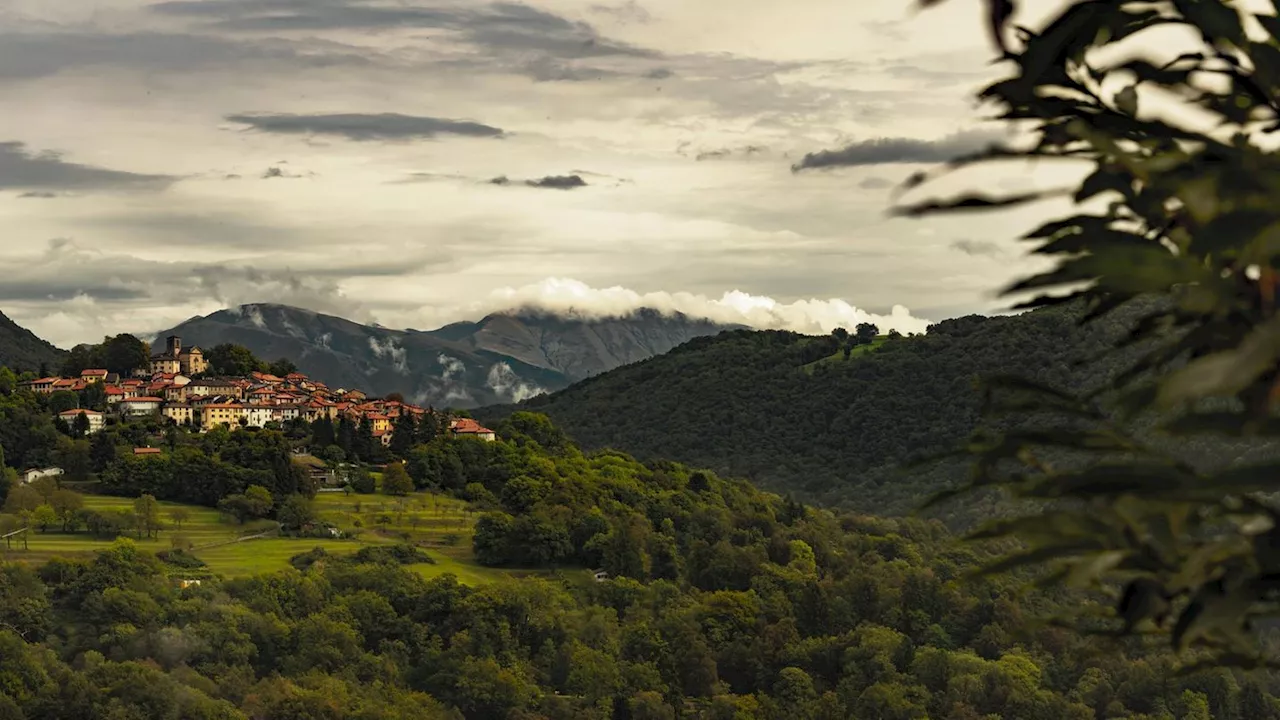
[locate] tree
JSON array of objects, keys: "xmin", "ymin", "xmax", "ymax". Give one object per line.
[
  {"xmin": 89, "ymin": 432, "xmax": 117, "ymax": 473},
  {"xmin": 133, "ymin": 494, "xmax": 162, "ymax": 539},
  {"xmin": 267, "ymin": 358, "xmax": 297, "ymax": 377},
  {"xmin": 78, "ymin": 382, "xmax": 106, "ymax": 412},
  {"xmin": 48, "ymin": 391, "xmax": 78, "ymax": 416},
  {"xmin": 277, "ymin": 494, "xmax": 315, "ymax": 533},
  {"xmin": 381, "ymin": 463, "xmax": 413, "ymax": 496},
  {"xmin": 168, "ymin": 507, "xmax": 189, "ymax": 531},
  {"xmin": 54, "ymin": 438, "xmax": 91, "ymax": 483},
  {"xmin": 30, "ymin": 504, "xmax": 57, "ymax": 533},
  {"xmin": 67, "ymin": 412, "xmax": 90, "ymax": 440},
  {"xmin": 311, "ymin": 418, "xmax": 336, "ymax": 449},
  {"xmin": 389, "ymin": 412, "xmax": 416, "ymax": 458},
  {"xmin": 50, "ymin": 489, "xmax": 83, "ymax": 532},
  {"xmin": 854, "ymin": 323, "xmax": 878, "ymax": 346},
  {"xmin": 218, "ymin": 485, "xmax": 274, "ymax": 523},
  {"xmin": 99, "ymin": 334, "xmax": 150, "ymax": 376},
  {"xmin": 349, "ymin": 466, "xmax": 376, "ymax": 494},
  {"xmin": 207, "ymin": 344, "xmax": 262, "ymax": 377},
  {"xmin": 899, "ymin": 0, "xmax": 1280, "ymax": 667}
]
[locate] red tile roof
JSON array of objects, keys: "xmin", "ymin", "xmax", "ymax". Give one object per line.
[{"xmin": 133, "ymin": 448, "xmax": 162, "ymax": 455}]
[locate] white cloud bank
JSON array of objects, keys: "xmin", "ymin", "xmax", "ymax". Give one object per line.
[{"xmin": 472, "ymin": 278, "xmax": 933, "ymax": 335}]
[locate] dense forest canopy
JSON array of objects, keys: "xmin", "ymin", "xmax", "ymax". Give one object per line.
[{"xmin": 2, "ymin": 383, "xmax": 1279, "ymax": 718}]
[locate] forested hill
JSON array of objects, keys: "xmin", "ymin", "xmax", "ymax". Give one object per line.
[
  {"xmin": 0, "ymin": 311, "xmax": 64, "ymax": 373},
  {"xmin": 484, "ymin": 304, "xmax": 1146, "ymax": 516}
]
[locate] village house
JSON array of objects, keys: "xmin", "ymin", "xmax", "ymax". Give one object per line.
[
  {"xmin": 103, "ymin": 386, "xmax": 125, "ymax": 404},
  {"xmin": 244, "ymin": 406, "xmax": 274, "ymax": 428},
  {"xmin": 22, "ymin": 377, "xmax": 57, "ymax": 394},
  {"xmin": 450, "ymin": 418, "xmax": 497, "ymax": 442},
  {"xmin": 201, "ymin": 403, "xmax": 248, "ymax": 431},
  {"xmin": 133, "ymin": 447, "xmax": 162, "ymax": 456},
  {"xmin": 58, "ymin": 409, "xmax": 105, "ymax": 434},
  {"xmin": 150, "ymin": 335, "xmax": 209, "ymax": 376},
  {"xmin": 79, "ymin": 369, "xmax": 109, "ymax": 383},
  {"xmin": 23, "ymin": 467, "xmax": 63, "ymax": 484},
  {"xmin": 186, "ymin": 379, "xmax": 243, "ymax": 399},
  {"xmin": 119, "ymin": 396, "xmax": 163, "ymax": 417},
  {"xmin": 162, "ymin": 404, "xmax": 196, "ymax": 426}
]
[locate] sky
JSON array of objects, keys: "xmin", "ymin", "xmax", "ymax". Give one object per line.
[{"xmin": 0, "ymin": 0, "xmax": 1080, "ymax": 347}]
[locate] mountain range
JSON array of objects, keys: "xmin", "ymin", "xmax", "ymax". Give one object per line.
[
  {"xmin": 0, "ymin": 311, "xmax": 66, "ymax": 373},
  {"xmin": 151, "ymin": 304, "xmax": 735, "ymax": 407}
]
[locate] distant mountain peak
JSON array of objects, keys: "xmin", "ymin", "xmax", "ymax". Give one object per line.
[{"xmin": 149, "ymin": 304, "xmax": 733, "ymax": 408}]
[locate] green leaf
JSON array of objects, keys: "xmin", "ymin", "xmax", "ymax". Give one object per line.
[
  {"xmin": 968, "ymin": 541, "xmax": 1107, "ymax": 579},
  {"xmin": 1172, "ymin": 580, "xmax": 1252, "ymax": 651},
  {"xmin": 1159, "ymin": 314, "xmax": 1280, "ymax": 406},
  {"xmin": 1114, "ymin": 85, "xmax": 1139, "ymax": 116},
  {"xmin": 1173, "ymin": 0, "xmax": 1247, "ymax": 46},
  {"xmin": 891, "ymin": 190, "xmax": 1068, "ymax": 218}
]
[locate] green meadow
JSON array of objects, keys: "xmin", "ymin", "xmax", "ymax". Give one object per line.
[{"xmin": 0, "ymin": 490, "xmax": 514, "ymax": 583}]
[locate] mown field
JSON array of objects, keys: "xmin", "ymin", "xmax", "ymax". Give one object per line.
[
  {"xmin": 0, "ymin": 490, "xmax": 515, "ymax": 584},
  {"xmin": 800, "ymin": 336, "xmax": 888, "ymax": 374}
]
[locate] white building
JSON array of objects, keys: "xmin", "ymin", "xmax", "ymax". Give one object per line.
[
  {"xmin": 23, "ymin": 467, "xmax": 64, "ymax": 484},
  {"xmin": 119, "ymin": 397, "xmax": 163, "ymax": 416},
  {"xmin": 57, "ymin": 409, "xmax": 105, "ymax": 434},
  {"xmin": 244, "ymin": 406, "xmax": 274, "ymax": 428}
]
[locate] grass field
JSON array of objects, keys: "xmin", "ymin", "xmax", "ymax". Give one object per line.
[
  {"xmin": 801, "ymin": 336, "xmax": 888, "ymax": 374},
  {"xmin": 0, "ymin": 490, "xmax": 513, "ymax": 584}
]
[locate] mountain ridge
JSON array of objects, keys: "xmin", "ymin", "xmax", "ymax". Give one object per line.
[{"xmin": 151, "ymin": 303, "xmax": 735, "ymax": 407}]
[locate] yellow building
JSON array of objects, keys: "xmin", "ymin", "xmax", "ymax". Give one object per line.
[
  {"xmin": 162, "ymin": 404, "xmax": 196, "ymax": 426},
  {"xmin": 201, "ymin": 404, "xmax": 247, "ymax": 431}
]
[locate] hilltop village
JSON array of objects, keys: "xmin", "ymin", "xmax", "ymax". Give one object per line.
[{"xmin": 19, "ymin": 335, "xmax": 497, "ymax": 443}]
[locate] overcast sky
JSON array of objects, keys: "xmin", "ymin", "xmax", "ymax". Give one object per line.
[{"xmin": 0, "ymin": 0, "xmax": 1077, "ymax": 347}]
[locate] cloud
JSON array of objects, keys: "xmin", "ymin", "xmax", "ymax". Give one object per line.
[
  {"xmin": 0, "ymin": 142, "xmax": 175, "ymax": 192},
  {"xmin": 695, "ymin": 145, "xmax": 767, "ymax": 162},
  {"xmin": 154, "ymin": 0, "xmax": 656, "ymax": 60},
  {"xmin": 858, "ymin": 176, "xmax": 893, "ymax": 190},
  {"xmin": 368, "ymin": 336, "xmax": 408, "ymax": 373},
  {"xmin": 486, "ymin": 174, "xmax": 589, "ymax": 189},
  {"xmin": 950, "ymin": 239, "xmax": 1005, "ymax": 257},
  {"xmin": 436, "ymin": 354, "xmax": 472, "ymax": 403},
  {"xmin": 474, "ymin": 278, "xmax": 933, "ymax": 335},
  {"xmin": 225, "ymin": 113, "xmax": 505, "ymax": 141},
  {"xmin": 527, "ymin": 175, "xmax": 587, "ymax": 190},
  {"xmin": 18, "ymin": 191, "xmax": 60, "ymax": 199},
  {"xmin": 590, "ymin": 1, "xmax": 654, "ymax": 25},
  {"xmin": 487, "ymin": 362, "xmax": 546, "ymax": 403},
  {"xmin": 791, "ymin": 129, "xmax": 1006, "ymax": 171}
]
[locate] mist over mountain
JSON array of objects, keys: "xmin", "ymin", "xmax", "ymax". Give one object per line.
[
  {"xmin": 151, "ymin": 303, "xmax": 735, "ymax": 407},
  {"xmin": 0, "ymin": 311, "xmax": 66, "ymax": 373}
]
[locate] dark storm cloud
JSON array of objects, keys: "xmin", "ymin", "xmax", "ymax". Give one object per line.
[
  {"xmin": 18, "ymin": 192, "xmax": 60, "ymax": 199},
  {"xmin": 527, "ymin": 175, "xmax": 587, "ymax": 190},
  {"xmin": 0, "ymin": 142, "xmax": 174, "ymax": 192},
  {"xmin": 950, "ymin": 239, "xmax": 1005, "ymax": 257},
  {"xmin": 791, "ymin": 129, "xmax": 1005, "ymax": 171},
  {"xmin": 153, "ymin": 0, "xmax": 656, "ymax": 59},
  {"xmin": 486, "ymin": 174, "xmax": 586, "ymax": 189},
  {"xmin": 225, "ymin": 113, "xmax": 505, "ymax": 141}
]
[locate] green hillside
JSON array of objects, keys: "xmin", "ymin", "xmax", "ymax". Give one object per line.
[
  {"xmin": 0, "ymin": 311, "xmax": 64, "ymax": 373},
  {"xmin": 488, "ymin": 304, "xmax": 1153, "ymax": 518}
]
